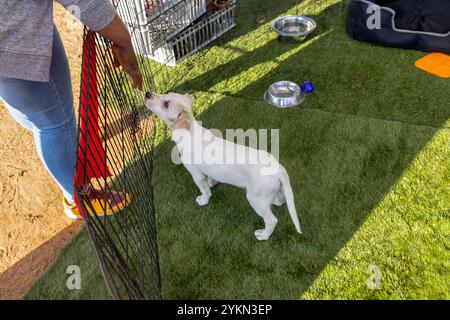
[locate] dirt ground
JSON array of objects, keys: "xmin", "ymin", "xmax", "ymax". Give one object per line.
[{"xmin": 0, "ymin": 4, "xmax": 85, "ymax": 299}]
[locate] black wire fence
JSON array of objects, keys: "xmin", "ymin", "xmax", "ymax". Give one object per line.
[
  {"xmin": 75, "ymin": 27, "xmax": 160, "ymax": 299},
  {"xmin": 74, "ymin": 0, "xmax": 343, "ymax": 300}
]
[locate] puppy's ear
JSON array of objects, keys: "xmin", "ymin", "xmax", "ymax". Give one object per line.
[{"xmin": 184, "ymin": 94, "xmax": 195, "ymax": 112}]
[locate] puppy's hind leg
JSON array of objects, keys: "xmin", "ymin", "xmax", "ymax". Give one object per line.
[{"xmin": 247, "ymin": 193, "xmax": 278, "ymax": 241}]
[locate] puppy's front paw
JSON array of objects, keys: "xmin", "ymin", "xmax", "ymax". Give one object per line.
[
  {"xmin": 254, "ymin": 229, "xmax": 271, "ymax": 241},
  {"xmin": 196, "ymin": 195, "xmax": 210, "ymax": 206}
]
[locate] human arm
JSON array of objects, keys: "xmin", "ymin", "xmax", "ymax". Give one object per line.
[{"xmin": 57, "ymin": 0, "xmax": 142, "ymax": 90}]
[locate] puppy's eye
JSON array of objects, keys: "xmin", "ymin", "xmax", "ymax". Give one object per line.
[{"xmin": 163, "ymin": 101, "xmax": 170, "ymax": 109}]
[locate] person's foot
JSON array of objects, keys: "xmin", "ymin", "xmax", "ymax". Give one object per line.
[{"xmin": 63, "ymin": 189, "xmax": 132, "ymax": 219}]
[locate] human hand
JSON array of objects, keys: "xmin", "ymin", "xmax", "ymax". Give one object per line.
[
  {"xmin": 97, "ymin": 15, "xmax": 143, "ymax": 90},
  {"xmin": 112, "ymin": 43, "xmax": 143, "ymax": 90}
]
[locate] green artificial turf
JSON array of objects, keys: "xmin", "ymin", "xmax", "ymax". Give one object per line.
[{"xmin": 25, "ymin": 0, "xmax": 449, "ymax": 299}]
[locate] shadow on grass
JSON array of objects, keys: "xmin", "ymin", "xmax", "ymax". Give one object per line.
[
  {"xmin": 174, "ymin": 1, "xmax": 340, "ymax": 94},
  {"xmin": 151, "ymin": 0, "xmax": 342, "ymax": 92}
]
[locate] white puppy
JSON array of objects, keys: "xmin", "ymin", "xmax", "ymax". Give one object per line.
[{"xmin": 144, "ymin": 92, "xmax": 301, "ymax": 240}]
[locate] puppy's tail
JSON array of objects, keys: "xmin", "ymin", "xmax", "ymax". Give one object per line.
[{"xmin": 278, "ymin": 167, "xmax": 302, "ymax": 234}]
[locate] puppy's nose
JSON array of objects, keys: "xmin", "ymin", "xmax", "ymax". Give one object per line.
[{"xmin": 145, "ymin": 92, "xmax": 153, "ymax": 99}]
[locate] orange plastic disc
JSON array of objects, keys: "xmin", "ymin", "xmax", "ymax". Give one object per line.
[{"xmin": 415, "ymin": 53, "xmax": 450, "ymax": 78}]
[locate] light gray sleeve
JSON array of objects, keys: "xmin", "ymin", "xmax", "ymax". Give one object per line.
[{"xmin": 57, "ymin": 0, "xmax": 117, "ymax": 31}]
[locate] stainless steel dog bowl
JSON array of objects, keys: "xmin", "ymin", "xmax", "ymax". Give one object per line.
[
  {"xmin": 271, "ymin": 15, "xmax": 317, "ymax": 41},
  {"xmin": 264, "ymin": 81, "xmax": 304, "ymax": 108}
]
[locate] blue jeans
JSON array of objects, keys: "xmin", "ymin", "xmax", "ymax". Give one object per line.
[{"xmin": 0, "ymin": 28, "xmax": 77, "ymax": 202}]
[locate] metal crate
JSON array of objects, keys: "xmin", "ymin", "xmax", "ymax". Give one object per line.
[
  {"xmin": 149, "ymin": 3, "xmax": 236, "ymax": 66},
  {"xmin": 115, "ymin": 0, "xmax": 207, "ymax": 54}
]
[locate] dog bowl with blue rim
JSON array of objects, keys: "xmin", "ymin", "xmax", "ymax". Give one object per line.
[
  {"xmin": 264, "ymin": 81, "xmax": 315, "ymax": 108},
  {"xmin": 264, "ymin": 81, "xmax": 304, "ymax": 108}
]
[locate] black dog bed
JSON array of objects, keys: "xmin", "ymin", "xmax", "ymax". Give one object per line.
[{"xmin": 346, "ymin": 0, "xmax": 450, "ymax": 53}]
